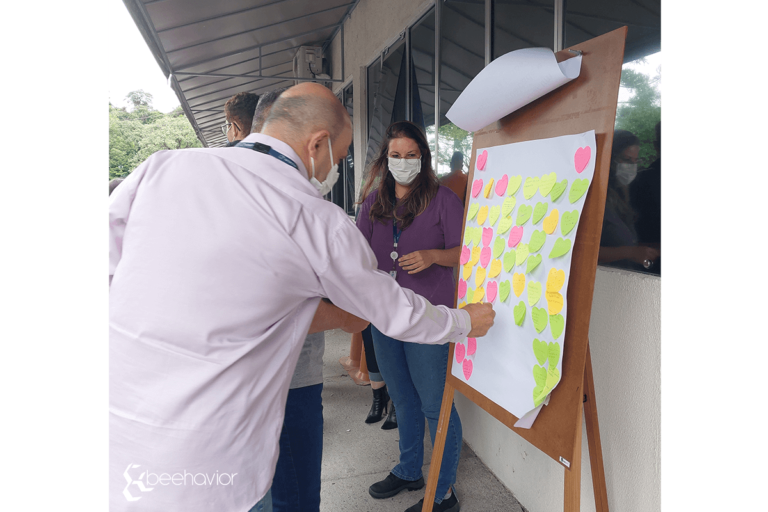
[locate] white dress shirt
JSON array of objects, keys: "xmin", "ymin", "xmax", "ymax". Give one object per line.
[{"xmin": 109, "ymin": 133, "xmax": 471, "ymax": 511}]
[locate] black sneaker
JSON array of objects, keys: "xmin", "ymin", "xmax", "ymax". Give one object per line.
[
  {"xmin": 369, "ymin": 472, "xmax": 425, "ymax": 499},
  {"xmin": 405, "ymin": 491, "xmax": 460, "ymax": 512}
]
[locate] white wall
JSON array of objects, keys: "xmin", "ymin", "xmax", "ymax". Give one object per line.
[{"xmin": 455, "ymin": 267, "xmax": 660, "ymax": 512}]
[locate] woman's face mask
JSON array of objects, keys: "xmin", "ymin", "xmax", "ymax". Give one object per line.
[
  {"xmin": 615, "ymin": 163, "xmax": 638, "ymax": 186},
  {"xmin": 388, "ymin": 157, "xmax": 422, "ymax": 185}
]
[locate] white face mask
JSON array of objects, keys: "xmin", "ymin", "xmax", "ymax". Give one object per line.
[
  {"xmin": 310, "ymin": 137, "xmax": 339, "ymax": 196},
  {"xmin": 615, "ymin": 163, "xmax": 638, "ymax": 186},
  {"xmin": 388, "ymin": 157, "xmax": 421, "ymax": 185}
]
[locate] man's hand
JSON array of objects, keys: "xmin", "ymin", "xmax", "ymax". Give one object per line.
[{"xmin": 463, "ymin": 302, "xmax": 495, "ymax": 338}]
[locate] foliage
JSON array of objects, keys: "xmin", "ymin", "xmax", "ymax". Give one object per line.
[
  {"xmin": 427, "ymin": 123, "xmax": 474, "ymax": 175},
  {"xmin": 615, "ymin": 63, "xmax": 661, "ymax": 168},
  {"xmin": 109, "ymin": 90, "xmax": 202, "ymax": 180}
]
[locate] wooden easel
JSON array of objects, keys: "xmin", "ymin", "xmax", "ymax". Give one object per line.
[{"xmin": 422, "ymin": 27, "xmax": 628, "ymax": 512}]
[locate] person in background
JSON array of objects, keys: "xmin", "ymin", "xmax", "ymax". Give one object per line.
[
  {"xmin": 224, "ymin": 91, "xmax": 259, "ymax": 146},
  {"xmin": 439, "ymin": 151, "xmax": 468, "ymax": 204},
  {"xmin": 361, "ymin": 323, "xmax": 397, "ymax": 429},
  {"xmin": 598, "ymin": 129, "xmax": 660, "ymax": 271},
  {"xmin": 630, "ymin": 121, "xmax": 661, "ymax": 275},
  {"xmin": 357, "ymin": 121, "xmax": 465, "ymax": 512}
]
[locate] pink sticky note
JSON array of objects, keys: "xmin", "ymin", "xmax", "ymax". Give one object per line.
[
  {"xmin": 486, "ymin": 281, "xmax": 498, "ymax": 303},
  {"xmin": 463, "ymin": 358, "xmax": 473, "ymax": 380},
  {"xmin": 467, "ymin": 337, "xmax": 477, "ymax": 356},
  {"xmin": 471, "ymin": 179, "xmax": 483, "ymax": 197},
  {"xmin": 460, "ymin": 246, "xmax": 470, "ymax": 265},
  {"xmin": 508, "ymin": 226, "xmax": 524, "ymax": 248},
  {"xmin": 480, "ymin": 247, "xmax": 492, "ymax": 268},
  {"xmin": 495, "ymin": 174, "xmax": 508, "ymax": 196},
  {"xmin": 482, "ymin": 228, "xmax": 494, "ymax": 247},
  {"xmin": 476, "ymin": 150, "xmax": 488, "ymax": 170},
  {"xmin": 574, "ymin": 146, "xmax": 591, "ymax": 173},
  {"xmin": 455, "ymin": 342, "xmax": 466, "ymax": 364},
  {"xmin": 458, "ymin": 279, "xmax": 467, "ymax": 299}
]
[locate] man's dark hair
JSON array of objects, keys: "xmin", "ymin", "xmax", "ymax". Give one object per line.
[
  {"xmin": 224, "ymin": 92, "xmax": 259, "ymax": 132},
  {"xmin": 252, "ymin": 87, "xmax": 290, "ymax": 133}
]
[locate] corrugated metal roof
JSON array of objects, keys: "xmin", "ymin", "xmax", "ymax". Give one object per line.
[{"xmin": 123, "ymin": 0, "xmax": 359, "ymax": 147}]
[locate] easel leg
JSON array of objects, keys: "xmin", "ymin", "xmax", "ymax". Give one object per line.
[
  {"xmin": 584, "ymin": 344, "xmax": 609, "ymax": 512},
  {"xmin": 564, "ymin": 394, "xmax": 583, "ymax": 512},
  {"xmin": 421, "ymin": 374, "xmax": 457, "ymax": 512}
]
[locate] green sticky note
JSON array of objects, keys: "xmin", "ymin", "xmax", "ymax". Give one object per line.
[
  {"xmin": 548, "ymin": 341, "xmax": 561, "ymax": 368},
  {"xmin": 514, "ymin": 301, "xmax": 526, "ymax": 326},
  {"xmin": 532, "ymin": 307, "xmax": 548, "ymax": 333},
  {"xmin": 569, "ymin": 178, "xmax": 589, "ymax": 203},
  {"xmin": 463, "ymin": 229, "xmax": 472, "ymax": 245},
  {"xmin": 499, "ymin": 280, "xmax": 511, "ymax": 302},
  {"xmin": 527, "ymin": 280, "xmax": 542, "ymax": 306},
  {"xmin": 550, "ymin": 179, "xmax": 568, "ymax": 202},
  {"xmin": 533, "ymin": 386, "xmax": 546, "ymax": 406},
  {"xmin": 489, "ymin": 205, "xmax": 501, "ymax": 227},
  {"xmin": 523, "ymin": 177, "xmax": 539, "ymax": 199},
  {"xmin": 515, "ymin": 243, "xmax": 529, "ymax": 266},
  {"xmin": 545, "ymin": 367, "xmax": 560, "ymax": 390},
  {"xmin": 550, "ymin": 314, "xmax": 564, "ymax": 339},
  {"xmin": 526, "ymin": 253, "xmax": 542, "ymax": 273},
  {"xmin": 501, "ymin": 196, "xmax": 516, "ymax": 218},
  {"xmin": 533, "ymin": 364, "xmax": 547, "ymax": 387},
  {"xmin": 498, "ymin": 216, "xmax": 513, "ymax": 234},
  {"xmin": 503, "ymin": 251, "xmax": 516, "ymax": 273},
  {"xmin": 466, "ymin": 287, "xmax": 475, "ymax": 304},
  {"xmin": 532, "ymin": 202, "xmax": 548, "ymax": 225},
  {"xmin": 467, "ymin": 202, "xmax": 479, "ymax": 220},
  {"xmin": 548, "ymin": 237, "xmax": 572, "ymax": 258},
  {"xmin": 539, "ymin": 172, "xmax": 557, "ymax": 197},
  {"xmin": 529, "ymin": 230, "xmax": 546, "ymax": 253},
  {"xmin": 532, "ymin": 339, "xmax": 548, "ymax": 366},
  {"xmin": 507, "ymin": 175, "xmax": 522, "ymax": 196},
  {"xmin": 516, "ymin": 204, "xmax": 532, "ymax": 226},
  {"xmin": 493, "ymin": 236, "xmax": 505, "ymax": 259},
  {"xmin": 471, "ymin": 227, "xmax": 482, "ymax": 246},
  {"xmin": 561, "ymin": 210, "xmax": 579, "ymax": 236}
]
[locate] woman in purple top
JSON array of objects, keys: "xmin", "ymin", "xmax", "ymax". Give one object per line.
[{"xmin": 356, "ymin": 121, "xmax": 464, "ymax": 512}]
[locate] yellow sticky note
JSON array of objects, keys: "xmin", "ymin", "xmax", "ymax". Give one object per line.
[
  {"xmin": 512, "ymin": 272, "xmax": 526, "ymax": 297},
  {"xmin": 483, "ymin": 178, "xmax": 495, "ymax": 198},
  {"xmin": 474, "ymin": 286, "xmax": 485, "ymax": 303},
  {"xmin": 546, "ymin": 291, "xmax": 564, "ymax": 315},
  {"xmin": 470, "ymin": 246, "xmax": 481, "ymax": 266},
  {"xmin": 462, "ymin": 263, "xmax": 473, "ymax": 281},
  {"xmin": 477, "ymin": 205, "xmax": 489, "ymax": 225},
  {"xmin": 543, "ymin": 209, "xmax": 559, "ymax": 235},
  {"xmin": 489, "ymin": 259, "xmax": 502, "ymax": 278},
  {"xmin": 458, "ymin": 301, "xmax": 467, "ymax": 309},
  {"xmin": 475, "ymin": 267, "xmax": 487, "ymax": 288},
  {"xmin": 546, "ymin": 268, "xmax": 565, "ymax": 292}
]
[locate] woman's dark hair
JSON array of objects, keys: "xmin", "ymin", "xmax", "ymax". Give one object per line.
[
  {"xmin": 358, "ymin": 121, "xmax": 439, "ymax": 230},
  {"xmin": 606, "ymin": 129, "xmax": 641, "ymax": 229}
]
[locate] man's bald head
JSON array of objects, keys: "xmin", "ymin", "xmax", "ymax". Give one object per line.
[{"xmin": 262, "ymin": 83, "xmax": 350, "ymax": 141}]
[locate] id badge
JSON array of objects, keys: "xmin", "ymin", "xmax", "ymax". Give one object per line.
[{"xmin": 389, "ymin": 270, "xmax": 397, "ymax": 279}]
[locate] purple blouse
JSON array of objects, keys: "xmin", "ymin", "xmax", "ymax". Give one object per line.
[{"xmin": 356, "ymin": 186, "xmax": 464, "ymax": 308}]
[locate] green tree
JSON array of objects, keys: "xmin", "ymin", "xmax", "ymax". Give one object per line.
[
  {"xmin": 427, "ymin": 123, "xmax": 474, "ymax": 175},
  {"xmin": 615, "ymin": 63, "xmax": 661, "ymax": 168}
]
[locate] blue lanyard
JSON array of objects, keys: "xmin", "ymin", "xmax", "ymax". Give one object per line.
[
  {"xmin": 393, "ymin": 221, "xmax": 402, "ymax": 246},
  {"xmin": 235, "ymin": 141, "xmax": 299, "ymax": 170}
]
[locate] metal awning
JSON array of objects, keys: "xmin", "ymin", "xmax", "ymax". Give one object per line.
[{"xmin": 123, "ymin": 0, "xmax": 360, "ymax": 147}]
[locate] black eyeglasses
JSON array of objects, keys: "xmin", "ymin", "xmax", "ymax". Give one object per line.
[{"xmin": 221, "ymin": 121, "xmax": 240, "ymax": 136}]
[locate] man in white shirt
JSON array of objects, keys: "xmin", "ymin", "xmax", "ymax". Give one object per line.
[{"xmin": 109, "ymin": 82, "xmax": 495, "ymax": 511}]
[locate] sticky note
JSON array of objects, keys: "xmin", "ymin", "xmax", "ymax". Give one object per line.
[
  {"xmin": 463, "ymin": 358, "xmax": 473, "ymax": 380},
  {"xmin": 543, "ymin": 209, "xmax": 559, "ymax": 235},
  {"xmin": 492, "ymin": 236, "xmax": 505, "ymax": 259},
  {"xmin": 533, "ymin": 364, "xmax": 547, "ymax": 388},
  {"xmin": 516, "ymin": 204, "xmax": 532, "ymax": 226},
  {"xmin": 532, "ymin": 307, "xmax": 548, "ymax": 333},
  {"xmin": 476, "ymin": 150, "xmax": 488, "ymax": 170},
  {"xmin": 477, "ymin": 205, "xmax": 489, "ymax": 225},
  {"xmin": 463, "ymin": 229, "xmax": 472, "ymax": 245},
  {"xmin": 539, "ymin": 172, "xmax": 557, "ymax": 197},
  {"xmin": 471, "ymin": 227, "xmax": 482, "ymax": 246},
  {"xmin": 471, "ymin": 179, "xmax": 483, "ymax": 198},
  {"xmin": 458, "ymin": 278, "xmax": 467, "ymax": 299},
  {"xmin": 513, "ymin": 301, "xmax": 526, "ymax": 326},
  {"xmin": 482, "ymin": 227, "xmax": 494, "ymax": 247},
  {"xmin": 515, "ymin": 243, "xmax": 529, "ymax": 266},
  {"xmin": 569, "ymin": 178, "xmax": 589, "ymax": 203},
  {"xmin": 462, "ymin": 263, "xmax": 472, "ymax": 281},
  {"xmin": 480, "ymin": 246, "xmax": 492, "ymax": 268},
  {"xmin": 528, "ymin": 230, "xmax": 546, "ymax": 253},
  {"xmin": 561, "ymin": 210, "xmax": 579, "ymax": 236},
  {"xmin": 526, "ymin": 254, "xmax": 542, "ymax": 273},
  {"xmin": 474, "ymin": 286, "xmax": 485, "ymax": 303},
  {"xmin": 503, "ymin": 251, "xmax": 515, "ymax": 273},
  {"xmin": 548, "ymin": 238, "xmax": 571, "ymax": 258},
  {"xmin": 527, "ymin": 280, "xmax": 542, "ymax": 306},
  {"xmin": 546, "ymin": 291, "xmax": 564, "ymax": 315},
  {"xmin": 470, "ymin": 246, "xmax": 481, "ymax": 266},
  {"xmin": 467, "ymin": 337, "xmax": 477, "ymax": 355},
  {"xmin": 507, "ymin": 175, "xmax": 522, "ymax": 196},
  {"xmin": 501, "ymin": 196, "xmax": 516, "ymax": 218},
  {"xmin": 532, "ymin": 202, "xmax": 548, "ymax": 225},
  {"xmin": 545, "ymin": 367, "xmax": 560, "ymax": 390},
  {"xmin": 486, "ymin": 281, "xmax": 498, "ymax": 302},
  {"xmin": 495, "ymin": 174, "xmax": 508, "ymax": 196},
  {"xmin": 550, "ymin": 313, "xmax": 564, "ymax": 339},
  {"xmin": 460, "ymin": 246, "xmax": 470, "ymax": 265},
  {"xmin": 550, "ymin": 179, "xmax": 568, "ymax": 202},
  {"xmin": 467, "ymin": 202, "xmax": 479, "ymax": 220},
  {"xmin": 533, "ymin": 386, "xmax": 546, "ymax": 406},
  {"xmin": 489, "ymin": 259, "xmax": 502, "ymax": 278},
  {"xmin": 498, "ymin": 216, "xmax": 513, "ymax": 235},
  {"xmin": 499, "ymin": 280, "xmax": 511, "ymax": 302},
  {"xmin": 483, "ymin": 178, "xmax": 495, "ymax": 199},
  {"xmin": 532, "ymin": 339, "xmax": 548, "ymax": 366},
  {"xmin": 489, "ymin": 205, "xmax": 501, "ymax": 227},
  {"xmin": 548, "ymin": 341, "xmax": 561, "ymax": 368},
  {"xmin": 512, "ymin": 272, "xmax": 526, "ymax": 297},
  {"xmin": 466, "ymin": 287, "xmax": 475, "ymax": 304},
  {"xmin": 523, "ymin": 177, "xmax": 539, "ymax": 199},
  {"xmin": 546, "ymin": 268, "xmax": 565, "ymax": 292},
  {"xmin": 458, "ymin": 301, "xmax": 467, "ymax": 309},
  {"xmin": 574, "ymin": 146, "xmax": 591, "ymax": 173},
  {"xmin": 508, "ymin": 226, "xmax": 523, "ymax": 247},
  {"xmin": 475, "ymin": 267, "xmax": 487, "ymax": 288},
  {"xmin": 455, "ymin": 342, "xmax": 465, "ymax": 364}
]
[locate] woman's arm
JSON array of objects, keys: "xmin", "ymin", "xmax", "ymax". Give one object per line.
[
  {"xmin": 398, "ymin": 246, "xmax": 461, "ymax": 274},
  {"xmin": 598, "ymin": 245, "xmax": 660, "ymax": 264}
]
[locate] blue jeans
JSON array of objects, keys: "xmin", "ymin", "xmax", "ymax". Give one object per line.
[
  {"xmin": 371, "ymin": 325, "xmax": 462, "ymax": 504},
  {"xmin": 271, "ymin": 383, "xmax": 324, "ymax": 512},
  {"xmin": 249, "ymin": 489, "xmax": 272, "ymax": 512}
]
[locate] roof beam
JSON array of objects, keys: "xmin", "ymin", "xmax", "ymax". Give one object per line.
[
  {"xmin": 156, "ymin": 0, "xmax": 294, "ymax": 33},
  {"xmin": 175, "ymin": 72, "xmax": 344, "ymax": 82}
]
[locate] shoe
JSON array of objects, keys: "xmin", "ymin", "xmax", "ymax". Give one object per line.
[
  {"xmin": 369, "ymin": 472, "xmax": 425, "ymax": 499},
  {"xmin": 366, "ymin": 385, "xmax": 390, "ymax": 424},
  {"xmin": 381, "ymin": 401, "xmax": 398, "ymax": 430},
  {"xmin": 405, "ymin": 491, "xmax": 460, "ymax": 512}
]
